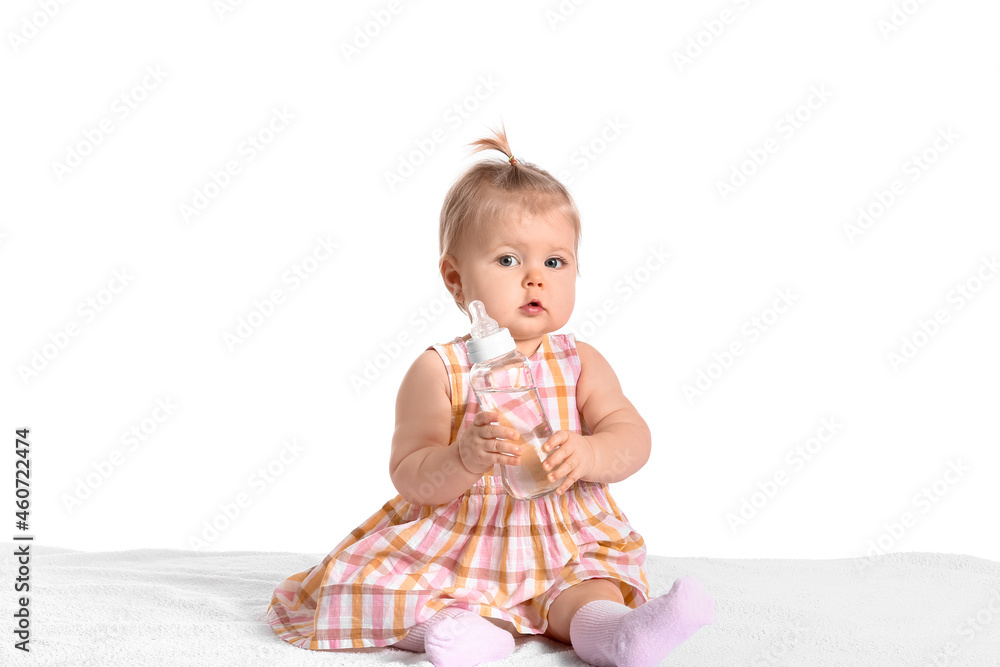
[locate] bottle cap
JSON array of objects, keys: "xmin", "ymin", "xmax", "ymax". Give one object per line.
[{"xmin": 466, "ymin": 300, "xmax": 516, "ymax": 364}]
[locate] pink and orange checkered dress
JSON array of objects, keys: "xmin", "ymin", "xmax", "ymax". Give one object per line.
[{"xmin": 266, "ymin": 332, "xmax": 649, "ymax": 650}]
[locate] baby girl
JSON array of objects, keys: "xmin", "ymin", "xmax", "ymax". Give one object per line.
[{"xmin": 266, "ymin": 124, "xmax": 716, "ymax": 667}]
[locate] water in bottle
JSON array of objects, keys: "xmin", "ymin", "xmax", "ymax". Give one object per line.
[{"xmin": 466, "ymin": 300, "xmax": 563, "ymax": 500}]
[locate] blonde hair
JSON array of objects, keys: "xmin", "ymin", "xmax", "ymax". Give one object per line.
[{"xmin": 439, "ymin": 122, "xmax": 582, "ymax": 314}]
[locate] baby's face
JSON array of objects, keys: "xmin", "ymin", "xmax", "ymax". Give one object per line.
[{"xmin": 458, "ymin": 208, "xmax": 576, "ymax": 343}]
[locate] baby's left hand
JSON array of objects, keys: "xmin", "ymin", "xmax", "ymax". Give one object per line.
[{"xmin": 541, "ymin": 431, "xmax": 596, "ymax": 495}]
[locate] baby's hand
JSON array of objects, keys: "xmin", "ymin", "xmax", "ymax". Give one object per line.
[
  {"xmin": 540, "ymin": 431, "xmax": 596, "ymax": 495},
  {"xmin": 456, "ymin": 411, "xmax": 522, "ymax": 475}
]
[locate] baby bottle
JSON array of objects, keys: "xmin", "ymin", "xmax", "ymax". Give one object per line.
[{"xmin": 466, "ymin": 300, "xmax": 563, "ymax": 500}]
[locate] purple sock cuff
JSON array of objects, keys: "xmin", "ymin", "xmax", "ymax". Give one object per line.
[
  {"xmin": 568, "ymin": 599, "xmax": 630, "ymax": 666},
  {"xmin": 395, "ymin": 606, "xmax": 472, "ymax": 651},
  {"xmin": 570, "ymin": 599, "xmax": 629, "ymax": 633}
]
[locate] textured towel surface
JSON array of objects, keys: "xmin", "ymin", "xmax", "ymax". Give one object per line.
[{"xmin": 2, "ymin": 543, "xmax": 998, "ymax": 666}]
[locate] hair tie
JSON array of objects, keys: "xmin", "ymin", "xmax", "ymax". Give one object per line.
[{"xmin": 509, "ymin": 155, "xmax": 518, "ymax": 165}]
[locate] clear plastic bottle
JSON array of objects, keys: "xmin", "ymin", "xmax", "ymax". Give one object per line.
[{"xmin": 466, "ymin": 300, "xmax": 563, "ymax": 500}]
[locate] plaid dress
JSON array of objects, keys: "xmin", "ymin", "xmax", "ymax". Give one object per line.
[{"xmin": 266, "ymin": 332, "xmax": 649, "ymax": 650}]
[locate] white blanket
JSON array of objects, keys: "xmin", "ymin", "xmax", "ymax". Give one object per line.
[{"xmin": 5, "ymin": 543, "xmax": 998, "ymax": 666}]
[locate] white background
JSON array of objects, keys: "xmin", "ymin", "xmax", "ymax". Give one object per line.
[{"xmin": 3, "ymin": 0, "xmax": 998, "ymax": 561}]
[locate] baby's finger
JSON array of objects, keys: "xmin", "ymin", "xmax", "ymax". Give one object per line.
[
  {"xmin": 474, "ymin": 411, "xmax": 501, "ymax": 426},
  {"xmin": 483, "ymin": 422, "xmax": 518, "ymax": 441},
  {"xmin": 541, "ymin": 448, "xmax": 567, "ymax": 472},
  {"xmin": 546, "ymin": 455, "xmax": 577, "ymax": 487},
  {"xmin": 541, "ymin": 430, "xmax": 568, "ymax": 453},
  {"xmin": 490, "ymin": 438, "xmax": 522, "ymax": 458},
  {"xmin": 541, "ymin": 436, "xmax": 570, "ymax": 469},
  {"xmin": 554, "ymin": 473, "xmax": 577, "ymax": 495},
  {"xmin": 489, "ymin": 437, "xmax": 521, "ymax": 466},
  {"xmin": 496, "ymin": 453, "xmax": 522, "ymax": 467}
]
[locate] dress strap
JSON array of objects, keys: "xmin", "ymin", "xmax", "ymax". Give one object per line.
[{"xmin": 428, "ymin": 338, "xmax": 467, "ymax": 446}]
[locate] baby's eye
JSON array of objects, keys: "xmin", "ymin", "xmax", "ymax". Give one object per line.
[
  {"xmin": 545, "ymin": 257, "xmax": 566, "ymax": 269},
  {"xmin": 498, "ymin": 255, "xmax": 520, "ymax": 267}
]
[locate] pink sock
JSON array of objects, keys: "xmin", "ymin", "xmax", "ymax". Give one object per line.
[
  {"xmin": 393, "ymin": 607, "xmax": 514, "ymax": 667},
  {"xmin": 568, "ymin": 576, "xmax": 716, "ymax": 667}
]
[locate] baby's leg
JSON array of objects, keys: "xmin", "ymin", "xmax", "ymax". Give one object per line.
[
  {"xmin": 547, "ymin": 576, "xmax": 716, "ymax": 667},
  {"xmin": 545, "ymin": 578, "xmax": 625, "ymax": 644},
  {"xmin": 393, "ymin": 606, "xmax": 514, "ymax": 667}
]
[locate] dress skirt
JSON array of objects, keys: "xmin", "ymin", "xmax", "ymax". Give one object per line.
[{"xmin": 266, "ymin": 475, "xmax": 649, "ymax": 650}]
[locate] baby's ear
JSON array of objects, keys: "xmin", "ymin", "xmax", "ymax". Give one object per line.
[{"xmin": 440, "ymin": 253, "xmax": 461, "ymax": 291}]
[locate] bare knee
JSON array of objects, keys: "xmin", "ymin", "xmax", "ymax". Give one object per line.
[{"xmin": 587, "ymin": 578, "xmax": 625, "ymax": 603}]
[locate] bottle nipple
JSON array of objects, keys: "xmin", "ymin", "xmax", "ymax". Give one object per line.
[
  {"xmin": 469, "ymin": 300, "xmax": 499, "ymax": 339},
  {"xmin": 466, "ymin": 300, "xmax": 515, "ymax": 364}
]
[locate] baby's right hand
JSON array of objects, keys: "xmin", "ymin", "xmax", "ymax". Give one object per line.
[{"xmin": 457, "ymin": 411, "xmax": 522, "ymax": 475}]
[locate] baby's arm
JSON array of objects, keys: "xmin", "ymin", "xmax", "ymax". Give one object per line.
[
  {"xmin": 572, "ymin": 340, "xmax": 651, "ymax": 483},
  {"xmin": 388, "ymin": 350, "xmax": 520, "ymax": 505},
  {"xmin": 388, "ymin": 351, "xmax": 477, "ymax": 505}
]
